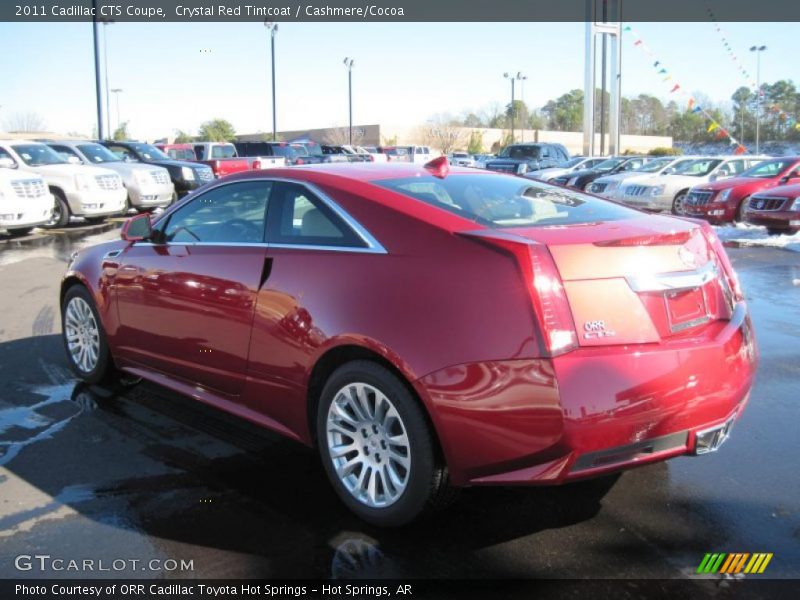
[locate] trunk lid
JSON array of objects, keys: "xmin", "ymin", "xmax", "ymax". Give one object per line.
[{"xmin": 507, "ymin": 216, "xmax": 733, "ymax": 347}]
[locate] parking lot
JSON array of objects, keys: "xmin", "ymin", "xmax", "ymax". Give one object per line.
[{"xmin": 0, "ymin": 223, "xmax": 798, "ymax": 584}]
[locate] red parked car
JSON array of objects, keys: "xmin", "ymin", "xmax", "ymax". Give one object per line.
[
  {"xmin": 60, "ymin": 160, "xmax": 757, "ymax": 526},
  {"xmin": 744, "ymin": 183, "xmax": 800, "ymax": 234},
  {"xmin": 684, "ymin": 157, "xmax": 800, "ymax": 223}
]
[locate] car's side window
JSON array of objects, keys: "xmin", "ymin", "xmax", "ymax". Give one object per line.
[
  {"xmin": 265, "ymin": 182, "xmax": 366, "ymax": 248},
  {"xmin": 108, "ymin": 145, "xmax": 135, "ymax": 161},
  {"xmin": 51, "ymin": 145, "xmax": 80, "ymax": 160},
  {"xmin": 161, "ymin": 181, "xmax": 271, "ymax": 244}
]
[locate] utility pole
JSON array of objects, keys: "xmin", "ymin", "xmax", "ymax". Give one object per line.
[
  {"xmin": 750, "ymin": 45, "xmax": 767, "ymax": 154},
  {"xmin": 92, "ymin": 0, "xmax": 104, "ymax": 139},
  {"xmin": 265, "ymin": 21, "xmax": 278, "ymax": 141},
  {"xmin": 344, "ymin": 58, "xmax": 355, "ymax": 145}
]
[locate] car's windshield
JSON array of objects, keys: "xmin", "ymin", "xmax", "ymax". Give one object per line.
[
  {"xmin": 377, "ymin": 173, "xmax": 635, "ymax": 228},
  {"xmin": 130, "ymin": 143, "xmax": 170, "ymax": 161},
  {"xmin": 740, "ymin": 159, "xmax": 797, "ymax": 178},
  {"xmin": 166, "ymin": 148, "xmax": 197, "ymax": 160},
  {"xmin": 210, "ymin": 145, "xmax": 236, "ymax": 159},
  {"xmin": 633, "ymin": 158, "xmax": 672, "ymax": 173},
  {"xmin": 594, "ymin": 158, "xmax": 625, "ymax": 171},
  {"xmin": 11, "ymin": 144, "xmax": 68, "ymax": 166},
  {"xmin": 673, "ymin": 159, "xmax": 722, "ymax": 176},
  {"xmin": 560, "ymin": 157, "xmax": 585, "ymax": 168},
  {"xmin": 497, "ymin": 145, "xmax": 542, "ymax": 159},
  {"xmin": 77, "ymin": 143, "xmax": 122, "ymax": 163}
]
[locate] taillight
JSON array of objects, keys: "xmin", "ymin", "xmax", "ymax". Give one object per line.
[
  {"xmin": 700, "ymin": 223, "xmax": 743, "ymax": 301},
  {"xmin": 212, "ymin": 160, "xmax": 220, "ymax": 174},
  {"xmin": 594, "ymin": 230, "xmax": 692, "ymax": 247},
  {"xmin": 369, "ymin": 154, "xmax": 375, "ymax": 162},
  {"xmin": 296, "ymin": 158, "xmax": 305, "ymax": 165},
  {"xmin": 252, "ymin": 159, "xmax": 262, "ymax": 170},
  {"xmin": 461, "ymin": 232, "xmax": 578, "ymax": 356}
]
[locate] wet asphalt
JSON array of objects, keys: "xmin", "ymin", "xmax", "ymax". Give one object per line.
[{"xmin": 0, "ymin": 225, "xmax": 798, "ymax": 584}]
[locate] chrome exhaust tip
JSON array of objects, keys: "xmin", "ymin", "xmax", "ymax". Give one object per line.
[{"xmin": 694, "ymin": 416, "xmax": 735, "ymax": 455}]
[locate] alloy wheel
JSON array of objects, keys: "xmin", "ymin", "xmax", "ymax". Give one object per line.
[
  {"xmin": 326, "ymin": 382, "xmax": 411, "ymax": 508},
  {"xmin": 64, "ymin": 297, "xmax": 100, "ymax": 374}
]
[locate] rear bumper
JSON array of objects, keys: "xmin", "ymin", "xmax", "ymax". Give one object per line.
[
  {"xmin": 417, "ymin": 302, "xmax": 757, "ymax": 486},
  {"xmin": 744, "ymin": 209, "xmax": 800, "ymax": 232}
]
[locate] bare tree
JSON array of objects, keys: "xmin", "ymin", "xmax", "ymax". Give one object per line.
[
  {"xmin": 420, "ymin": 114, "xmax": 468, "ymax": 154},
  {"xmin": 324, "ymin": 126, "xmax": 364, "ymax": 146},
  {"xmin": 3, "ymin": 111, "xmax": 47, "ymax": 133}
]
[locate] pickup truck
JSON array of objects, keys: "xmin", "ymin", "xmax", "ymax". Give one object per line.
[
  {"xmin": 190, "ymin": 142, "xmax": 285, "ymax": 178},
  {"xmin": 234, "ymin": 141, "xmax": 327, "ymax": 167},
  {"xmin": 157, "ymin": 143, "xmax": 197, "ymax": 161},
  {"xmin": 485, "ymin": 143, "xmax": 570, "ymax": 175}
]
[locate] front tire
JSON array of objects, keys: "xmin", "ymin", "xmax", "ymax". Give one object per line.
[
  {"xmin": 316, "ymin": 360, "xmax": 455, "ymax": 526},
  {"xmin": 735, "ymin": 197, "xmax": 750, "ymax": 222},
  {"xmin": 44, "ymin": 189, "xmax": 70, "ymax": 229},
  {"xmin": 61, "ymin": 285, "xmax": 112, "ymax": 384},
  {"xmin": 672, "ymin": 190, "xmax": 688, "ymax": 215}
]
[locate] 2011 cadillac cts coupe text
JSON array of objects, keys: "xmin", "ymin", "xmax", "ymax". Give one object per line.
[{"xmin": 60, "ymin": 160, "xmax": 757, "ymax": 526}]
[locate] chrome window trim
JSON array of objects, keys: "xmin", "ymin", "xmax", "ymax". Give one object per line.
[{"xmin": 145, "ymin": 176, "xmax": 387, "ymax": 255}]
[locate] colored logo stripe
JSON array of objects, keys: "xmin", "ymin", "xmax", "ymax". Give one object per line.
[{"xmin": 697, "ymin": 553, "xmax": 773, "ymax": 574}]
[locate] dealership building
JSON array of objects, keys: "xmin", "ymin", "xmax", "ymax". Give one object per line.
[{"xmin": 237, "ymin": 123, "xmax": 672, "ymax": 155}]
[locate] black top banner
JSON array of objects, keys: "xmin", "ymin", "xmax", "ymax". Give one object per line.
[{"xmin": 3, "ymin": 0, "xmax": 800, "ymax": 23}]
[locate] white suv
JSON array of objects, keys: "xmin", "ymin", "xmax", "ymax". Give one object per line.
[
  {"xmin": 616, "ymin": 156, "xmax": 768, "ymax": 214},
  {"xmin": 0, "ymin": 140, "xmax": 127, "ymax": 228},
  {"xmin": 0, "ymin": 166, "xmax": 53, "ymax": 236}
]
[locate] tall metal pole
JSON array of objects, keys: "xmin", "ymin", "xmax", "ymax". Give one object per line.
[
  {"xmin": 265, "ymin": 22, "xmax": 278, "ymax": 141},
  {"xmin": 344, "ymin": 58, "xmax": 355, "ymax": 145},
  {"xmin": 92, "ymin": 0, "xmax": 104, "ymax": 140},
  {"xmin": 103, "ymin": 21, "xmax": 112, "ymax": 137}
]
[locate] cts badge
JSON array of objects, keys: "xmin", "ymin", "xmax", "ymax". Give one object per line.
[{"xmin": 584, "ymin": 320, "xmax": 616, "ymax": 339}]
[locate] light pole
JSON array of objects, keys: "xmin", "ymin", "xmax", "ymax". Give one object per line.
[
  {"xmin": 503, "ymin": 72, "xmax": 526, "ymax": 143},
  {"xmin": 91, "ymin": 0, "xmax": 104, "ymax": 139},
  {"xmin": 264, "ymin": 21, "xmax": 278, "ymax": 141},
  {"xmin": 102, "ymin": 20, "xmax": 114, "ymax": 137},
  {"xmin": 750, "ymin": 45, "xmax": 767, "ymax": 154},
  {"xmin": 111, "ymin": 89, "xmax": 123, "ymax": 134},
  {"xmin": 518, "ymin": 73, "xmax": 528, "ymax": 142},
  {"xmin": 343, "ymin": 57, "xmax": 355, "ymax": 145}
]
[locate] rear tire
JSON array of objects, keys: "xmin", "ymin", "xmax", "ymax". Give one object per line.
[
  {"xmin": 61, "ymin": 285, "xmax": 113, "ymax": 384},
  {"xmin": 316, "ymin": 360, "xmax": 456, "ymax": 527},
  {"xmin": 44, "ymin": 189, "xmax": 70, "ymax": 229}
]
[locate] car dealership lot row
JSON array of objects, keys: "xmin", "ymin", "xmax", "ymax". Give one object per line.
[{"xmin": 0, "ymin": 224, "xmax": 798, "ymax": 578}]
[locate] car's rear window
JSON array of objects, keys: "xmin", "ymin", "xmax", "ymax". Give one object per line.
[{"xmin": 376, "ymin": 173, "xmax": 636, "ymax": 227}]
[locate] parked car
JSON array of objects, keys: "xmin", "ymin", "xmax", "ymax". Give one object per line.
[
  {"xmin": 587, "ymin": 156, "xmax": 701, "ymax": 198},
  {"xmin": 472, "ymin": 154, "xmax": 496, "ymax": 169},
  {"xmin": 157, "ymin": 143, "xmax": 197, "ymax": 161},
  {"xmin": 526, "ymin": 156, "xmax": 605, "ymax": 182},
  {"xmin": 322, "ymin": 145, "xmax": 371, "ymax": 163},
  {"xmin": 381, "ymin": 146, "xmax": 412, "ymax": 163},
  {"xmin": 361, "ymin": 146, "xmax": 388, "ymax": 163},
  {"xmin": 191, "ymin": 142, "xmax": 286, "ymax": 177},
  {"xmin": 683, "ymin": 157, "xmax": 800, "ymax": 223},
  {"xmin": 234, "ymin": 141, "xmax": 327, "ymax": 166},
  {"xmin": 485, "ymin": 143, "xmax": 570, "ymax": 175},
  {"xmin": 552, "ymin": 155, "xmax": 649, "ymax": 191},
  {"xmin": 617, "ymin": 156, "xmax": 768, "ymax": 214},
  {"xmin": 743, "ymin": 183, "xmax": 800, "ymax": 234},
  {"xmin": 101, "ymin": 141, "xmax": 214, "ymax": 198},
  {"xmin": 0, "ymin": 165, "xmax": 53, "ymax": 236},
  {"xmin": 47, "ymin": 141, "xmax": 174, "ymax": 212},
  {"xmin": 61, "ymin": 161, "xmax": 756, "ymax": 526},
  {"xmin": 0, "ymin": 140, "xmax": 126, "ymax": 228},
  {"xmin": 448, "ymin": 152, "xmax": 475, "ymax": 167}
]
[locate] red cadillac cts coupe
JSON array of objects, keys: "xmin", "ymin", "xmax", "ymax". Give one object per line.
[
  {"xmin": 60, "ymin": 160, "xmax": 757, "ymax": 526},
  {"xmin": 684, "ymin": 157, "xmax": 800, "ymax": 223}
]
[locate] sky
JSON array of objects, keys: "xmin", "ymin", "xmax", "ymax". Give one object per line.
[{"xmin": 0, "ymin": 21, "xmax": 797, "ymax": 139}]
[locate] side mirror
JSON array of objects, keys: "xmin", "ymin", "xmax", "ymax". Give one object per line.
[
  {"xmin": 67, "ymin": 156, "xmax": 82, "ymax": 165},
  {"xmin": 120, "ymin": 213, "xmax": 152, "ymax": 242},
  {"xmin": 0, "ymin": 157, "xmax": 17, "ymax": 169},
  {"xmin": 779, "ymin": 171, "xmax": 800, "ymax": 184},
  {"xmin": 661, "ymin": 167, "xmax": 675, "ymax": 175}
]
